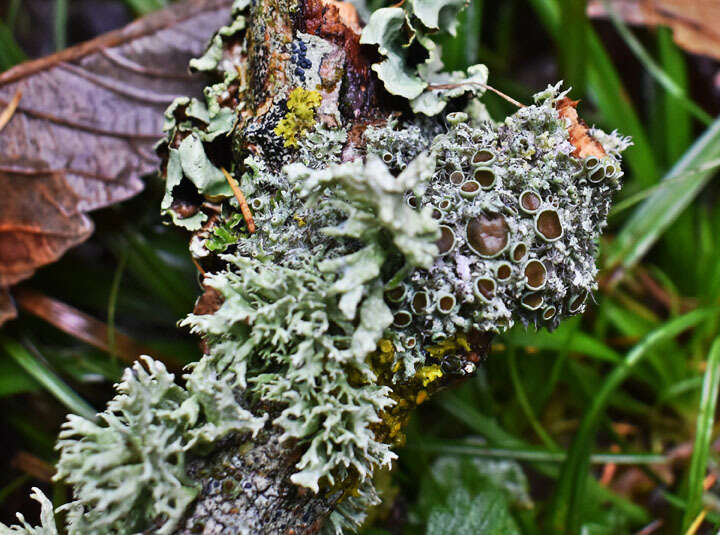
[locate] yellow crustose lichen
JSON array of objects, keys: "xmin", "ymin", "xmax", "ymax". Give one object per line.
[{"xmin": 274, "ymin": 87, "xmax": 322, "ymax": 147}]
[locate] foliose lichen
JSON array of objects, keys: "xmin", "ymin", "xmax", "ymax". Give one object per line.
[
  {"xmin": 359, "ymin": 0, "xmax": 488, "ymax": 115},
  {"xmin": 0, "ymin": 488, "xmax": 58, "ymax": 535},
  {"xmin": 52, "ymin": 356, "xmax": 265, "ymax": 534}
]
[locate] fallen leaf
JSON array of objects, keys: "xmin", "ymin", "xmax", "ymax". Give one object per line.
[
  {"xmin": 0, "ymin": 0, "xmax": 234, "ymax": 323},
  {"xmin": 556, "ymin": 97, "xmax": 607, "ymax": 159},
  {"xmin": 587, "ymin": 0, "xmax": 720, "ymax": 61}
]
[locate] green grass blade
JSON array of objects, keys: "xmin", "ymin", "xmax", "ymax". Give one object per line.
[
  {"xmin": 7, "ymin": 0, "xmax": 21, "ymax": 30},
  {"xmin": 411, "ymin": 439, "xmax": 668, "ymax": 465},
  {"xmin": 54, "ymin": 0, "xmax": 68, "ymax": 51},
  {"xmin": 606, "ymin": 116, "xmax": 720, "ymax": 271},
  {"xmin": 1, "ymin": 336, "xmax": 95, "ymax": 420},
  {"xmin": 681, "ymin": 337, "xmax": 720, "ymax": 530},
  {"xmin": 436, "ymin": 395, "xmax": 525, "ymax": 448},
  {"xmin": 658, "ymin": 27, "xmax": 692, "ymax": 164},
  {"xmin": 558, "ymin": 0, "xmax": 588, "ymax": 94},
  {"xmin": 609, "ymin": 158, "xmax": 720, "ymax": 217},
  {"xmin": 552, "ymin": 307, "xmax": 715, "ymax": 533},
  {"xmin": 601, "ymin": 0, "xmax": 711, "ymax": 126},
  {"xmin": 0, "ymin": 19, "xmax": 26, "ymax": 71},
  {"xmin": 508, "ymin": 348, "xmax": 558, "ymax": 449},
  {"xmin": 504, "ymin": 321, "xmax": 622, "ymax": 364},
  {"xmin": 440, "ymin": 0, "xmax": 482, "ymax": 71},
  {"xmin": 107, "ymin": 249, "xmax": 129, "ymax": 362}
]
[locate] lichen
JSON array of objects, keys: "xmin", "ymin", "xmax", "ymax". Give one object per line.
[
  {"xmin": 53, "ymin": 356, "xmax": 265, "ymax": 534},
  {"xmin": 182, "ymin": 154, "xmax": 441, "ymax": 495},
  {"xmin": 359, "ymin": 1, "xmax": 488, "ymax": 114},
  {"xmin": 274, "ymin": 87, "xmax": 323, "ymax": 147},
  {"xmin": 0, "ymin": 488, "xmax": 58, "ymax": 535}
]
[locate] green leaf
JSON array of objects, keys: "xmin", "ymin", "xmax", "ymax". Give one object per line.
[
  {"xmin": 682, "ymin": 337, "xmax": 720, "ymax": 530},
  {"xmin": 426, "ymin": 488, "xmax": 521, "ymax": 535},
  {"xmin": 606, "ymin": 116, "xmax": 720, "ymax": 271},
  {"xmin": 1, "ymin": 336, "xmax": 95, "ymax": 420}
]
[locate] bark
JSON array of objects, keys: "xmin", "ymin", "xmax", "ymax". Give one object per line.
[{"xmin": 174, "ymin": 428, "xmax": 337, "ymax": 535}]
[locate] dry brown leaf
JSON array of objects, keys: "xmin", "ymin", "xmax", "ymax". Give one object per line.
[
  {"xmin": 556, "ymin": 97, "xmax": 607, "ymax": 159},
  {"xmin": 587, "ymin": 0, "xmax": 720, "ymax": 61},
  {"xmin": 0, "ymin": 0, "xmax": 234, "ymax": 323}
]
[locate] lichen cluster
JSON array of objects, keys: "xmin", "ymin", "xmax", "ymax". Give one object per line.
[
  {"xmin": 365, "ymin": 85, "xmax": 631, "ymax": 376},
  {"xmin": 2, "ymin": 1, "xmax": 630, "ymax": 533}
]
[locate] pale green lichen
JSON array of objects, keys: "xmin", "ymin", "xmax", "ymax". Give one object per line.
[
  {"xmin": 0, "ymin": 488, "xmax": 58, "ymax": 535},
  {"xmin": 189, "ymin": 0, "xmax": 251, "ymax": 73},
  {"xmin": 182, "ymin": 154, "xmax": 440, "ymax": 494},
  {"xmin": 53, "ymin": 356, "xmax": 265, "ymax": 535},
  {"xmin": 359, "ymin": 1, "xmax": 487, "ymax": 114},
  {"xmin": 363, "ymin": 83, "xmax": 629, "ymax": 378}
]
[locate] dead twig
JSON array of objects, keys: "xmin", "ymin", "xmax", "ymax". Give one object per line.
[
  {"xmin": 0, "ymin": 89, "xmax": 22, "ymax": 132},
  {"xmin": 221, "ymin": 167, "xmax": 256, "ymax": 234},
  {"xmin": 427, "ymin": 81, "xmax": 526, "ymax": 108}
]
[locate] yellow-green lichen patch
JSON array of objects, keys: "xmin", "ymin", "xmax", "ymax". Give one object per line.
[
  {"xmin": 274, "ymin": 87, "xmax": 322, "ymax": 147},
  {"xmin": 417, "ymin": 365, "xmax": 443, "ymax": 387}
]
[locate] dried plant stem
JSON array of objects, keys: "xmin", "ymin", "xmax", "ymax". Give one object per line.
[
  {"xmin": 427, "ymin": 81, "xmax": 526, "ymax": 108},
  {"xmin": 221, "ymin": 167, "xmax": 256, "ymax": 234},
  {"xmin": 0, "ymin": 89, "xmax": 21, "ymax": 132}
]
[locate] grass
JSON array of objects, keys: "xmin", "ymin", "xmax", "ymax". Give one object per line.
[{"xmin": 2, "ymin": 1, "xmax": 720, "ymax": 534}]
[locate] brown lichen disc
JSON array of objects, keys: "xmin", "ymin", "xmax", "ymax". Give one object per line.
[
  {"xmin": 473, "ymin": 168, "xmax": 495, "ymax": 188},
  {"xmin": 472, "ymin": 149, "xmax": 495, "ymax": 164},
  {"xmin": 466, "ymin": 213, "xmax": 509, "ymax": 258},
  {"xmin": 535, "ymin": 209, "xmax": 563, "ymax": 241},
  {"xmin": 385, "ymin": 285, "xmax": 405, "ymax": 302},
  {"xmin": 496, "ymin": 263, "xmax": 511, "ymax": 280},
  {"xmin": 461, "ymin": 181, "xmax": 480, "ymax": 194},
  {"xmin": 406, "ymin": 195, "xmax": 418, "ymax": 208},
  {"xmin": 393, "ymin": 310, "xmax": 412, "ymax": 328},
  {"xmin": 520, "ymin": 190, "xmax": 541, "ymax": 213},
  {"xmin": 512, "ymin": 243, "xmax": 527, "ymax": 262},
  {"xmin": 436, "ymin": 225, "xmax": 455, "ymax": 255},
  {"xmin": 411, "ymin": 292, "xmax": 429, "ymax": 314},
  {"xmin": 542, "ymin": 306, "xmax": 556, "ymax": 320},
  {"xmin": 438, "ymin": 294, "xmax": 455, "ymax": 313},
  {"xmin": 521, "ymin": 293, "xmax": 544, "ymax": 310},
  {"xmin": 569, "ymin": 291, "xmax": 588, "ymax": 313},
  {"xmin": 475, "ymin": 278, "xmax": 495, "ymax": 300},
  {"xmin": 449, "ymin": 171, "xmax": 465, "ymax": 185},
  {"xmin": 524, "ymin": 259, "xmax": 546, "ymax": 289}
]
